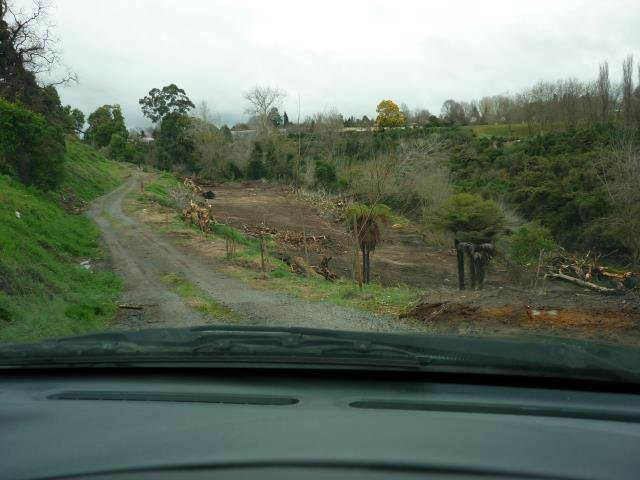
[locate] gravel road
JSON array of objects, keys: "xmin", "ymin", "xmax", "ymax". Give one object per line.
[{"xmin": 88, "ymin": 174, "xmax": 421, "ymax": 333}]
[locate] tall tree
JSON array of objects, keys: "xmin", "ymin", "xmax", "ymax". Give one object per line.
[
  {"xmin": 85, "ymin": 105, "xmax": 127, "ymax": 148},
  {"xmin": 597, "ymin": 61, "xmax": 611, "ymax": 124},
  {"xmin": 622, "ymin": 55, "xmax": 634, "ymax": 126},
  {"xmin": 440, "ymin": 99, "xmax": 466, "ymax": 125},
  {"xmin": 139, "ymin": 84, "xmax": 195, "ymax": 123},
  {"xmin": 375, "ymin": 99, "xmax": 405, "ymax": 128},
  {"xmin": 156, "ymin": 112, "xmax": 196, "ymax": 171},
  {"xmin": 345, "ymin": 204, "xmax": 391, "ymax": 284},
  {"xmin": 62, "ymin": 105, "xmax": 84, "ymax": 134},
  {"xmin": 243, "ymin": 86, "xmax": 286, "ymax": 135}
]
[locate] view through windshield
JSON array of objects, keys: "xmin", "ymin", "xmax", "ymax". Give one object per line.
[{"xmin": 1, "ymin": 1, "xmax": 640, "ymax": 377}]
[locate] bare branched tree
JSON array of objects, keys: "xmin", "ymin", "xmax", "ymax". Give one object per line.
[
  {"xmin": 598, "ymin": 135, "xmax": 640, "ymax": 265},
  {"xmin": 243, "ymin": 86, "xmax": 286, "ymax": 135},
  {"xmin": 622, "ymin": 55, "xmax": 634, "ymax": 126},
  {"xmin": 309, "ymin": 107, "xmax": 343, "ymax": 160},
  {"xmin": 597, "ymin": 61, "xmax": 611, "ymax": 123},
  {"xmin": 1, "ymin": 0, "xmax": 76, "ymax": 86}
]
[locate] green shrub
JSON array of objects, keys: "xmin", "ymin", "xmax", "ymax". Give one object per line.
[
  {"xmin": 314, "ymin": 160, "xmax": 337, "ymax": 189},
  {"xmin": 246, "ymin": 158, "xmax": 267, "ymax": 180},
  {"xmin": 436, "ymin": 193, "xmax": 505, "ymax": 243},
  {"xmin": 510, "ymin": 223, "xmax": 556, "ymax": 266},
  {"xmin": 0, "ymin": 99, "xmax": 65, "ymax": 190}
]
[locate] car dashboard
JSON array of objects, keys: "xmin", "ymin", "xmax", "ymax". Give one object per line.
[{"xmin": 1, "ymin": 369, "xmax": 640, "ymax": 479}]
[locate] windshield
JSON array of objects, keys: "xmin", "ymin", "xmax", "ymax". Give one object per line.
[{"xmin": 1, "ymin": 0, "xmax": 640, "ymax": 382}]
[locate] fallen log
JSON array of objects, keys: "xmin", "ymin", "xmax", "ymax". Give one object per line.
[
  {"xmin": 545, "ymin": 272, "xmax": 623, "ymax": 295},
  {"xmin": 118, "ymin": 304, "xmax": 145, "ymax": 310}
]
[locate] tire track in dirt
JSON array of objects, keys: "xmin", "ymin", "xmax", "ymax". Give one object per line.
[{"xmin": 88, "ymin": 173, "xmax": 423, "ymax": 333}]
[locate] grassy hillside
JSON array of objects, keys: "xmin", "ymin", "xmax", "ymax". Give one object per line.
[{"xmin": 0, "ymin": 141, "xmax": 128, "ymax": 343}]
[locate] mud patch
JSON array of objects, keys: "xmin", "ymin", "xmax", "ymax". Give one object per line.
[{"xmin": 401, "ymin": 301, "xmax": 478, "ymax": 321}]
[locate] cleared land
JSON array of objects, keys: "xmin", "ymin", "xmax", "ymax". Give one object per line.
[
  {"xmin": 90, "ymin": 173, "xmax": 422, "ymax": 334},
  {"xmin": 207, "ymin": 181, "xmax": 640, "ymax": 345}
]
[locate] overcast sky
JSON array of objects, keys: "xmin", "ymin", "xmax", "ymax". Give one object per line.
[{"xmin": 18, "ymin": 0, "xmax": 640, "ymax": 128}]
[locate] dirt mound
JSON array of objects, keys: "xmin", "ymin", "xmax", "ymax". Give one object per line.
[
  {"xmin": 403, "ymin": 298, "xmax": 639, "ymax": 344},
  {"xmin": 402, "ymin": 302, "xmax": 478, "ymax": 321}
]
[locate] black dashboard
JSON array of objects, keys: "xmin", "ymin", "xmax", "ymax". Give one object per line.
[{"xmin": 2, "ymin": 369, "xmax": 640, "ymax": 479}]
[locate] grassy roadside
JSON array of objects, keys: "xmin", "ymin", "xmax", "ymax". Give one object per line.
[
  {"xmin": 0, "ymin": 141, "xmax": 129, "ymax": 343},
  {"xmin": 161, "ymin": 273, "xmax": 240, "ymax": 320},
  {"xmin": 131, "ymin": 173, "xmax": 421, "ymax": 317}
]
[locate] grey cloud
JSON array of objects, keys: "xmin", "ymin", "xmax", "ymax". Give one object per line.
[{"xmin": 20, "ymin": 0, "xmax": 640, "ymax": 128}]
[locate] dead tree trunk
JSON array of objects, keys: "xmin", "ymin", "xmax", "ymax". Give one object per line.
[
  {"xmin": 545, "ymin": 272, "xmax": 623, "ymax": 294},
  {"xmin": 361, "ymin": 245, "xmax": 371, "ymax": 284},
  {"xmin": 455, "ymin": 240, "xmax": 465, "ymax": 290},
  {"xmin": 468, "ymin": 250, "xmax": 477, "ymax": 288},
  {"xmin": 457, "ymin": 242, "xmax": 494, "ymax": 290}
]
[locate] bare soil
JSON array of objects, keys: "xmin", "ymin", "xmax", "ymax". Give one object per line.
[
  {"xmin": 212, "ymin": 181, "xmax": 483, "ymax": 288},
  {"xmin": 210, "ymin": 181, "xmax": 640, "ymax": 345}
]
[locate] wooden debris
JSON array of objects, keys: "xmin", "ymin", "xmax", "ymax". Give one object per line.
[
  {"xmin": 291, "ymin": 256, "xmax": 318, "ymax": 277},
  {"xmin": 312, "ymin": 256, "xmax": 339, "ymax": 281},
  {"xmin": 545, "ymin": 272, "xmax": 623, "ymax": 295},
  {"xmin": 544, "ymin": 250, "xmax": 636, "ymax": 294},
  {"xmin": 241, "ymin": 224, "xmax": 332, "ymax": 251}
]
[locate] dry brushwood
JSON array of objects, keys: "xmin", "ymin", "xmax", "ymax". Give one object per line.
[
  {"xmin": 183, "ymin": 201, "xmax": 216, "ymax": 232},
  {"xmin": 544, "ymin": 250, "xmax": 636, "ymax": 293},
  {"xmin": 242, "ymin": 224, "xmax": 277, "ymax": 237},
  {"xmin": 312, "ymin": 256, "xmax": 339, "ymax": 281},
  {"xmin": 290, "ymin": 256, "xmax": 318, "ymax": 277},
  {"xmin": 183, "ymin": 178, "xmax": 203, "ymax": 194}
]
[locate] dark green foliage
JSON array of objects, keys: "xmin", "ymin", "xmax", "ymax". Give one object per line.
[
  {"xmin": 156, "ymin": 113, "xmax": 196, "ymax": 170},
  {"xmin": 244, "ymin": 140, "xmax": 293, "ymax": 180},
  {"xmin": 0, "ymin": 99, "xmax": 65, "ymax": 189},
  {"xmin": 314, "ymin": 160, "xmax": 337, "ymax": 189},
  {"xmin": 446, "ymin": 125, "xmax": 622, "ymax": 252},
  {"xmin": 220, "ymin": 162, "xmax": 243, "ymax": 180},
  {"xmin": 62, "ymin": 106, "xmax": 85, "ymax": 135},
  {"xmin": 509, "ymin": 223, "xmax": 556, "ymax": 266},
  {"xmin": 246, "ymin": 158, "xmax": 267, "ymax": 180},
  {"xmin": 85, "ymin": 105, "xmax": 128, "ymax": 148},
  {"xmin": 139, "ymin": 84, "xmax": 195, "ymax": 123},
  {"xmin": 436, "ymin": 193, "xmax": 505, "ymax": 243},
  {"xmin": 268, "ymin": 107, "xmax": 282, "ymax": 127}
]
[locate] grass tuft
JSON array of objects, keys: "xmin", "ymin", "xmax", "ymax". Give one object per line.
[{"xmin": 160, "ymin": 272, "xmax": 240, "ymax": 320}]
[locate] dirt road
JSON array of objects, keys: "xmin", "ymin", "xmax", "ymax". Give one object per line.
[{"xmin": 88, "ymin": 174, "xmax": 420, "ymax": 333}]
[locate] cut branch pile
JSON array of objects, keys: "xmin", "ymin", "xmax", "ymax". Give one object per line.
[
  {"xmin": 275, "ymin": 230, "xmax": 332, "ymax": 251},
  {"xmin": 183, "ymin": 177, "xmax": 203, "ymax": 194},
  {"xmin": 312, "ymin": 256, "xmax": 339, "ymax": 281},
  {"xmin": 241, "ymin": 224, "xmax": 333, "ymax": 251},
  {"xmin": 183, "ymin": 200, "xmax": 216, "ymax": 232},
  {"xmin": 242, "ymin": 224, "xmax": 278, "ymax": 237},
  {"xmin": 279, "ymin": 255, "xmax": 339, "ymax": 281},
  {"xmin": 544, "ymin": 251, "xmax": 637, "ymax": 294}
]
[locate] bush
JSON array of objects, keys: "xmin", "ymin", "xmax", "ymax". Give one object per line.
[
  {"xmin": 246, "ymin": 158, "xmax": 267, "ymax": 180},
  {"xmin": 509, "ymin": 223, "xmax": 556, "ymax": 266},
  {"xmin": 436, "ymin": 193, "xmax": 505, "ymax": 243},
  {"xmin": 314, "ymin": 160, "xmax": 337, "ymax": 189},
  {"xmin": 220, "ymin": 162, "xmax": 244, "ymax": 180},
  {"xmin": 0, "ymin": 99, "xmax": 65, "ymax": 189}
]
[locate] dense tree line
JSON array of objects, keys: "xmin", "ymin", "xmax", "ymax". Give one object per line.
[{"xmin": 439, "ymin": 57, "xmax": 640, "ymax": 132}]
